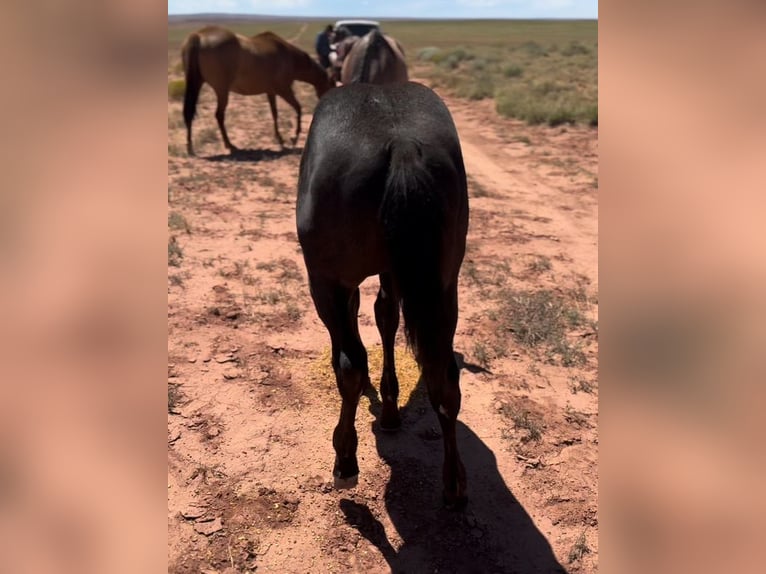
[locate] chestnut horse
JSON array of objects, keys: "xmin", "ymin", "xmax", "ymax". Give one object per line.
[
  {"xmin": 340, "ymin": 29, "xmax": 408, "ymax": 85},
  {"xmin": 297, "ymin": 82, "xmax": 469, "ymax": 507},
  {"xmin": 181, "ymin": 26, "xmax": 333, "ymax": 155}
]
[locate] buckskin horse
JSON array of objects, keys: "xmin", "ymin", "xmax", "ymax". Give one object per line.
[
  {"xmin": 181, "ymin": 26, "xmax": 334, "ymax": 155},
  {"xmin": 296, "ymin": 82, "xmax": 469, "ymax": 507},
  {"xmin": 340, "ymin": 28, "xmax": 408, "ymax": 84}
]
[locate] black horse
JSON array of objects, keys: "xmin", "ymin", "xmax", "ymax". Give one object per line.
[{"xmin": 296, "ymin": 82, "xmax": 469, "ymax": 507}]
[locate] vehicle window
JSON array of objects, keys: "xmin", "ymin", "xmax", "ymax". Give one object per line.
[{"xmin": 345, "ymin": 24, "xmax": 378, "ymax": 37}]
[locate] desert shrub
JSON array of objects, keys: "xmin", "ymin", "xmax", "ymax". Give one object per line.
[
  {"xmin": 521, "ymin": 41, "xmax": 547, "ymax": 57},
  {"xmin": 457, "ymin": 74, "xmax": 495, "ymax": 101},
  {"xmin": 562, "ymin": 41, "xmax": 591, "ymax": 56},
  {"xmin": 168, "ymin": 237, "xmax": 183, "ymax": 267},
  {"xmin": 586, "ymin": 104, "xmax": 598, "ymax": 126},
  {"xmin": 437, "ymin": 47, "xmax": 474, "ymax": 70},
  {"xmin": 496, "ymin": 85, "xmax": 594, "ymax": 126},
  {"xmin": 168, "ymin": 79, "xmax": 185, "ymax": 101}
]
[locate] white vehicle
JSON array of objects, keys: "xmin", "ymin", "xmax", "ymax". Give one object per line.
[{"xmin": 333, "ymin": 19, "xmax": 381, "ymax": 38}]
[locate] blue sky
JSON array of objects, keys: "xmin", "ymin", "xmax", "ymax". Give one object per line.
[{"xmin": 167, "ymin": 1, "xmax": 598, "ymax": 19}]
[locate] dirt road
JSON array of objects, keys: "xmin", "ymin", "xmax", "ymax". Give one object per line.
[{"xmin": 168, "ymin": 79, "xmax": 598, "ymax": 573}]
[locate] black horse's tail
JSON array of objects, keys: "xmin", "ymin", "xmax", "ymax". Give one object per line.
[
  {"xmin": 182, "ymin": 33, "xmax": 203, "ymax": 129},
  {"xmin": 381, "ymin": 139, "xmax": 448, "ymax": 366}
]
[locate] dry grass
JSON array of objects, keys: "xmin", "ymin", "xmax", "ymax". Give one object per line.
[
  {"xmin": 168, "ymin": 382, "xmax": 184, "ymax": 413},
  {"xmin": 168, "ymin": 237, "xmax": 183, "ymax": 267},
  {"xmin": 568, "ymin": 531, "xmax": 590, "ymax": 563},
  {"xmin": 500, "ymin": 403, "xmax": 543, "ymax": 442},
  {"xmin": 308, "ymin": 345, "xmax": 422, "ymax": 401},
  {"xmin": 168, "ymin": 211, "xmax": 190, "ymax": 233},
  {"xmin": 196, "ymin": 127, "xmax": 220, "ymax": 147},
  {"xmin": 472, "ymin": 341, "xmax": 491, "ymax": 369},
  {"xmin": 570, "ymin": 376, "xmax": 594, "ymax": 394},
  {"xmin": 168, "ymin": 110, "xmax": 185, "ymax": 130},
  {"xmin": 488, "ymin": 288, "xmax": 589, "ymax": 367},
  {"xmin": 526, "ymin": 255, "xmax": 552, "ymax": 275}
]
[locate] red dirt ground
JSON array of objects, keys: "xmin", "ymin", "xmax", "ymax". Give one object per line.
[{"xmin": 168, "ymin": 76, "xmax": 598, "ymax": 573}]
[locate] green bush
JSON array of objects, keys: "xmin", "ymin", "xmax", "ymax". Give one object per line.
[
  {"xmin": 440, "ymin": 53, "xmax": 461, "ymax": 70},
  {"xmin": 437, "ymin": 47, "xmax": 474, "ymax": 69},
  {"xmin": 532, "ymin": 80, "xmax": 567, "ymax": 97},
  {"xmin": 457, "ymin": 75, "xmax": 495, "ymax": 101},
  {"xmin": 168, "ymin": 79, "xmax": 185, "ymax": 101},
  {"xmin": 503, "ymin": 64, "xmax": 523, "ymax": 78},
  {"xmin": 496, "ymin": 86, "xmax": 590, "ymax": 126},
  {"xmin": 586, "ymin": 105, "xmax": 598, "ymax": 126},
  {"xmin": 547, "ymin": 107, "xmax": 578, "ymax": 127},
  {"xmin": 168, "ymin": 237, "xmax": 183, "ymax": 267}
]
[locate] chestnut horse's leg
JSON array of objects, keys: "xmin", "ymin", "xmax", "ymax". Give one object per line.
[
  {"xmin": 266, "ymin": 93, "xmax": 285, "ymax": 147},
  {"xmin": 213, "ymin": 87, "xmax": 237, "ymax": 152},
  {"xmin": 277, "ymin": 88, "xmax": 302, "ymax": 147},
  {"xmin": 183, "ymin": 80, "xmax": 202, "ymax": 156},
  {"xmin": 374, "ymin": 272, "xmax": 401, "ymax": 430},
  {"xmin": 309, "ymin": 277, "xmax": 369, "ymax": 488},
  {"xmin": 423, "ymin": 280, "xmax": 467, "ymax": 509}
]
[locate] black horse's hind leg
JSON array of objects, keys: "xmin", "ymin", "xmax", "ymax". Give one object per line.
[
  {"xmin": 266, "ymin": 93, "xmax": 285, "ymax": 147},
  {"xmin": 310, "ymin": 277, "xmax": 369, "ymax": 488},
  {"xmin": 374, "ymin": 273, "xmax": 401, "ymax": 430},
  {"xmin": 431, "ymin": 355, "xmax": 467, "ymax": 509},
  {"xmin": 213, "ymin": 88, "xmax": 237, "ymax": 152},
  {"xmin": 423, "ymin": 281, "xmax": 467, "ymax": 508}
]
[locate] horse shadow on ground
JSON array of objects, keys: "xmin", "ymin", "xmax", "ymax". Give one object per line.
[
  {"xmin": 340, "ymin": 356, "xmax": 568, "ymax": 574},
  {"xmin": 204, "ymin": 146, "xmax": 302, "ymax": 163}
]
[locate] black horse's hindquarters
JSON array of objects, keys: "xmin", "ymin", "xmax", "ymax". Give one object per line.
[
  {"xmin": 296, "ymin": 82, "xmax": 469, "ymax": 505},
  {"xmin": 297, "ymin": 81, "xmax": 466, "ymax": 245}
]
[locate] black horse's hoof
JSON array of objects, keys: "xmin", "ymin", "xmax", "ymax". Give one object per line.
[
  {"xmin": 333, "ymin": 474, "xmax": 359, "ymax": 489},
  {"xmin": 333, "ymin": 455, "xmax": 359, "ymax": 488}
]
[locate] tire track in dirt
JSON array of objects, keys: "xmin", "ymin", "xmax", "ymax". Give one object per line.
[{"xmin": 453, "ymin": 101, "xmax": 598, "ymax": 289}]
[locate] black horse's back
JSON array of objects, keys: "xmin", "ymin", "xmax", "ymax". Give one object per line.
[
  {"xmin": 296, "ymin": 82, "xmax": 470, "ymax": 505},
  {"xmin": 297, "ymin": 82, "xmax": 467, "ymax": 287}
]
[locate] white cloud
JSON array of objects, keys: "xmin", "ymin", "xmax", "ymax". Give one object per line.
[
  {"xmin": 167, "ymin": 0, "xmax": 595, "ymax": 18},
  {"xmin": 534, "ymin": 0, "xmax": 576, "ymax": 8},
  {"xmin": 456, "ymin": 0, "xmax": 505, "ymax": 6},
  {"xmin": 169, "ymin": 0, "xmax": 239, "ymax": 12},
  {"xmin": 249, "ymin": 0, "xmax": 311, "ymax": 8},
  {"xmin": 457, "ymin": 0, "xmax": 576, "ymax": 8}
]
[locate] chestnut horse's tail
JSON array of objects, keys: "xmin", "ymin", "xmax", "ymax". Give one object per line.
[{"xmin": 182, "ymin": 33, "xmax": 203, "ymax": 137}]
